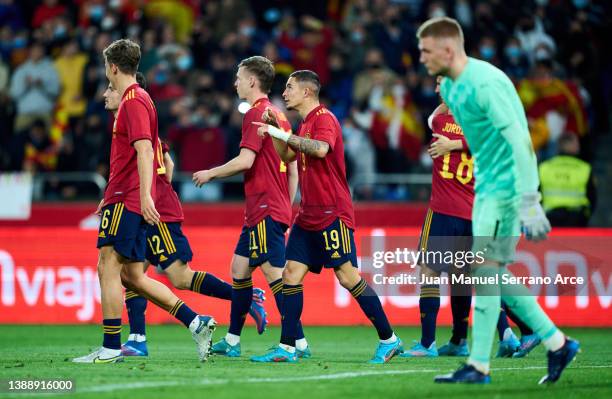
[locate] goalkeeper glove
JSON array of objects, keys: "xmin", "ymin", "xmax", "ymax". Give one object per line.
[{"xmin": 519, "ymin": 192, "xmax": 551, "ymax": 241}]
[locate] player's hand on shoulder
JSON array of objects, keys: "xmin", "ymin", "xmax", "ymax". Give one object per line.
[
  {"xmin": 262, "ymin": 108, "xmax": 279, "ymax": 127},
  {"xmin": 192, "ymin": 170, "xmax": 214, "ymax": 187},
  {"xmin": 428, "ymin": 133, "xmax": 453, "ymax": 158},
  {"xmin": 141, "ymin": 194, "xmax": 160, "ymax": 225},
  {"xmin": 94, "ymin": 199, "xmax": 104, "ymax": 215}
]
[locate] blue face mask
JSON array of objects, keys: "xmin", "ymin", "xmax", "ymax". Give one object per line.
[
  {"xmin": 573, "ymin": 0, "xmax": 588, "ymax": 9},
  {"xmin": 155, "ymin": 71, "xmax": 168, "ymax": 84},
  {"xmin": 505, "ymin": 45, "xmax": 522, "ymax": 59},
  {"xmin": 176, "ymin": 55, "xmax": 192, "ymax": 71},
  {"xmin": 480, "ymin": 45, "xmax": 495, "ymax": 60},
  {"xmin": 351, "ymin": 31, "xmax": 364, "ymax": 43},
  {"xmin": 89, "ymin": 5, "xmax": 104, "ymax": 21},
  {"xmin": 54, "ymin": 25, "xmax": 67, "ymax": 38},
  {"xmin": 13, "ymin": 37, "xmax": 27, "ymax": 49}
]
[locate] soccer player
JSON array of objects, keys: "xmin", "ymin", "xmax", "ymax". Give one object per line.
[
  {"xmin": 73, "ymin": 39, "xmax": 215, "ymax": 364},
  {"xmin": 416, "ymin": 18, "xmax": 579, "ymax": 384},
  {"xmin": 250, "ymin": 70, "xmax": 403, "ymax": 363},
  {"xmin": 400, "ymin": 76, "xmax": 474, "ymax": 358},
  {"xmin": 401, "ymin": 77, "xmax": 539, "ymax": 359},
  {"xmin": 98, "ymin": 73, "xmax": 267, "ymax": 357},
  {"xmin": 193, "ymin": 56, "xmax": 310, "ymax": 357}
]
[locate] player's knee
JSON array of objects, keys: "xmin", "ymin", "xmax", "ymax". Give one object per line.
[
  {"xmin": 282, "ymin": 265, "xmax": 301, "ymax": 285},
  {"xmin": 120, "ymin": 269, "xmax": 133, "ymax": 290},
  {"xmin": 261, "ymin": 263, "xmax": 282, "ymax": 282},
  {"xmin": 231, "ymin": 259, "xmax": 251, "ymax": 279},
  {"xmin": 335, "ymin": 267, "xmax": 360, "ymax": 289},
  {"xmin": 166, "ymin": 265, "xmax": 193, "ymax": 290}
]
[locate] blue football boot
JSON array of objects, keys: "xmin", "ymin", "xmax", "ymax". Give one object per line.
[
  {"xmin": 211, "ymin": 338, "xmax": 241, "ymax": 357},
  {"xmin": 251, "ymin": 346, "xmax": 298, "ymax": 363},
  {"xmin": 369, "ymin": 338, "xmax": 403, "ymax": 364},
  {"xmin": 496, "ymin": 334, "xmax": 520, "ymax": 358},
  {"xmin": 434, "ymin": 364, "xmax": 491, "ymax": 384},
  {"xmin": 296, "ymin": 346, "xmax": 312, "ymax": 359},
  {"xmin": 438, "ymin": 340, "xmax": 469, "ymax": 357},
  {"xmin": 121, "ymin": 340, "xmax": 149, "ymax": 356},
  {"xmin": 512, "ymin": 334, "xmax": 541, "ymax": 358},
  {"xmin": 399, "ymin": 341, "xmax": 438, "ymax": 357},
  {"xmin": 249, "ymin": 288, "xmax": 267, "ymax": 335},
  {"xmin": 539, "ymin": 338, "xmax": 580, "ymax": 384}
]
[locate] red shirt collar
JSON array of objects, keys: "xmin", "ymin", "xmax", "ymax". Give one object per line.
[
  {"xmin": 121, "ymin": 83, "xmax": 140, "ymax": 100},
  {"xmin": 304, "ymin": 104, "xmax": 325, "ymax": 122},
  {"xmin": 252, "ymin": 97, "xmax": 269, "ymax": 109}
]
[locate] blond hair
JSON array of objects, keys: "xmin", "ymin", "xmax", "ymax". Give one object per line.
[{"xmin": 416, "ymin": 17, "xmax": 464, "ymax": 45}]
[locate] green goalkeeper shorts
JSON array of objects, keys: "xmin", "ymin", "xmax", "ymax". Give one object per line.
[{"xmin": 471, "ymin": 196, "xmax": 521, "ymax": 265}]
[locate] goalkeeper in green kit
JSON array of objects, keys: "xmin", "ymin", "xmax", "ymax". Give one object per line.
[{"xmin": 416, "ymin": 17, "xmax": 579, "ymax": 385}]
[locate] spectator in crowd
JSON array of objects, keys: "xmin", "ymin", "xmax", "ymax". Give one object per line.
[
  {"xmin": 31, "ymin": 0, "xmax": 67, "ymax": 29},
  {"xmin": 342, "ymin": 116, "xmax": 376, "ymax": 199},
  {"xmin": 518, "ymin": 58, "xmax": 588, "ymax": 155},
  {"xmin": 168, "ymin": 101, "xmax": 226, "ymax": 201},
  {"xmin": 502, "ymin": 37, "xmax": 530, "ymax": 81},
  {"xmin": 9, "ymin": 41, "xmax": 59, "ymax": 132},
  {"xmin": 22, "ymin": 118, "xmax": 55, "ymax": 172},
  {"xmin": 279, "ymin": 14, "xmax": 334, "ymax": 84},
  {"xmin": 539, "ymin": 132, "xmax": 596, "ymax": 227},
  {"xmin": 353, "ymin": 48, "xmax": 397, "ymax": 105},
  {"xmin": 54, "ymin": 39, "xmax": 88, "ymax": 121},
  {"xmin": 0, "ymin": 0, "xmax": 608, "ymax": 204}
]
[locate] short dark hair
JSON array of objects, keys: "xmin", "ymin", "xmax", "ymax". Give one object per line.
[
  {"xmin": 103, "ymin": 39, "xmax": 141, "ymax": 75},
  {"xmin": 238, "ymin": 56, "xmax": 275, "ymax": 93},
  {"xmin": 289, "ymin": 70, "xmax": 321, "ymax": 98},
  {"xmin": 416, "ymin": 17, "xmax": 464, "ymax": 44},
  {"xmin": 136, "ymin": 72, "xmax": 147, "ymax": 90}
]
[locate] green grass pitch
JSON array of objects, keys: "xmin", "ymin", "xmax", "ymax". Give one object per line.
[{"xmin": 0, "ymin": 325, "xmax": 610, "ymax": 398}]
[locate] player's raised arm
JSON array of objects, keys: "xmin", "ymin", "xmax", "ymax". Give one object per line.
[
  {"xmin": 254, "ymin": 121, "xmax": 329, "ymax": 159},
  {"xmin": 134, "ymin": 139, "xmax": 160, "ymax": 225},
  {"xmin": 258, "ymin": 108, "xmax": 297, "ymax": 163}
]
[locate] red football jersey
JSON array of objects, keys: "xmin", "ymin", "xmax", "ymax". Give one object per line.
[
  {"xmin": 429, "ymin": 112, "xmax": 474, "ymax": 220},
  {"xmin": 104, "ymin": 83, "xmax": 159, "ymax": 214},
  {"xmin": 154, "ymin": 140, "xmax": 184, "ymax": 223},
  {"xmin": 240, "ymin": 97, "xmax": 292, "ymax": 227},
  {"xmin": 294, "ymin": 105, "xmax": 355, "ymax": 230}
]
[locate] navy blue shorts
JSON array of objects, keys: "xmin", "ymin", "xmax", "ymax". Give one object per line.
[
  {"xmin": 96, "ymin": 202, "xmax": 147, "ymax": 262},
  {"xmin": 234, "ymin": 216, "xmax": 287, "ymax": 268},
  {"xmin": 285, "ymin": 218, "xmax": 358, "ymax": 274},
  {"xmin": 418, "ymin": 209, "xmax": 473, "ymax": 273},
  {"xmin": 145, "ymin": 222, "xmax": 193, "ymax": 270}
]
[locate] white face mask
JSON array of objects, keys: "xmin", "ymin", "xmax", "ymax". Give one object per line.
[
  {"xmin": 101, "ymin": 16, "xmax": 116, "ymax": 30},
  {"xmin": 430, "ymin": 8, "xmax": 446, "ymax": 19},
  {"xmin": 535, "ymin": 48, "xmax": 551, "ymax": 61}
]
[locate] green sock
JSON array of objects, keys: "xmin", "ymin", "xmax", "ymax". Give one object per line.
[
  {"xmin": 468, "ymin": 266, "xmax": 501, "ymax": 367},
  {"xmin": 500, "ymin": 267, "xmax": 559, "ymax": 342}
]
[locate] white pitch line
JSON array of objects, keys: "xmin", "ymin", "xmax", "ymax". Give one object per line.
[
  {"xmin": 2, "ymin": 365, "xmax": 610, "ymax": 397},
  {"xmin": 77, "ymin": 364, "xmax": 612, "ymax": 394}
]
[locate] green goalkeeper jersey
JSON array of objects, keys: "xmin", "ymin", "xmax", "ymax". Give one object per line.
[{"xmin": 440, "ymin": 57, "xmax": 539, "ymax": 199}]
